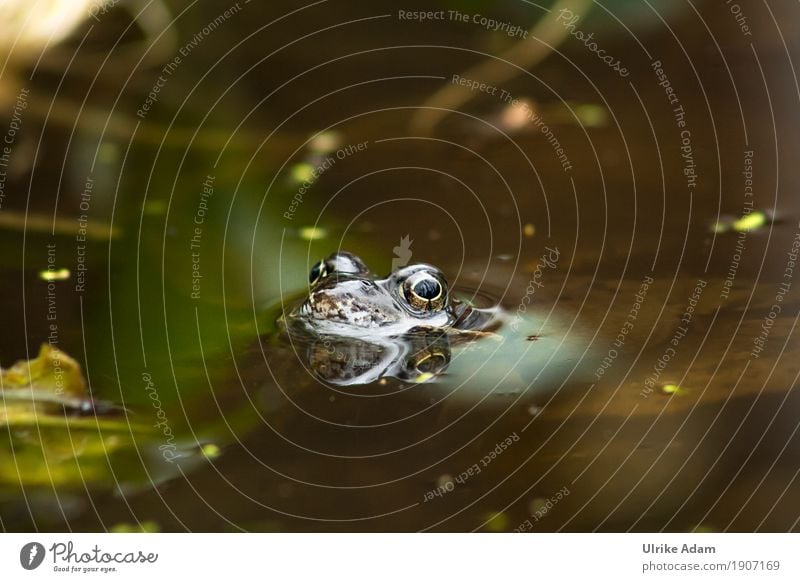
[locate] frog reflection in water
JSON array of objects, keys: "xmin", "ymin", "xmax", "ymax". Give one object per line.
[{"xmin": 282, "ymin": 252, "xmax": 502, "ymax": 385}]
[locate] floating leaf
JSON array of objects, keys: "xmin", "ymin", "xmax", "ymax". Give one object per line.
[
  {"xmin": 1, "ymin": 345, "xmax": 150, "ymax": 490},
  {"xmin": 2, "ymin": 344, "xmax": 86, "ymax": 399}
]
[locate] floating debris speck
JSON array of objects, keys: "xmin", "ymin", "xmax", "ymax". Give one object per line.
[
  {"xmin": 98, "ymin": 142, "xmax": 120, "ymax": 164},
  {"xmin": 732, "ymin": 210, "xmax": 767, "ymax": 232},
  {"xmin": 298, "ymin": 226, "xmax": 327, "ymax": 241},
  {"xmin": 660, "ymin": 383, "xmax": 687, "ymax": 396},
  {"xmin": 575, "ymin": 104, "xmax": 609, "ymax": 128},
  {"xmin": 436, "ymin": 474, "xmax": 453, "ymax": 489},
  {"xmin": 528, "ymin": 498, "xmax": 548, "ymax": 514},
  {"xmin": 289, "ymin": 163, "xmax": 316, "ymax": 184},
  {"xmin": 523, "ymin": 223, "xmax": 536, "ymax": 238},
  {"xmin": 483, "ymin": 511, "xmax": 509, "ymax": 532},
  {"xmin": 39, "ymin": 268, "xmax": 70, "ymax": 282},
  {"xmin": 500, "ymin": 98, "xmax": 536, "ymax": 131},
  {"xmin": 143, "ymin": 200, "xmax": 167, "ymax": 216},
  {"xmin": 309, "ymin": 131, "xmax": 342, "ymax": 155},
  {"xmin": 711, "ymin": 220, "xmax": 730, "ymax": 234},
  {"xmin": 712, "ymin": 210, "xmax": 772, "ymax": 234}
]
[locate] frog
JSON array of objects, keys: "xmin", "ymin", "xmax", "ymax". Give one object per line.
[
  {"xmin": 279, "ymin": 251, "xmax": 502, "ymax": 385},
  {"xmin": 285, "ymin": 251, "xmax": 500, "ymax": 338}
]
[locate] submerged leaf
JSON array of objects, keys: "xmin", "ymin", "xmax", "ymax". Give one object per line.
[{"xmin": 0, "ymin": 345, "xmax": 152, "ymax": 490}]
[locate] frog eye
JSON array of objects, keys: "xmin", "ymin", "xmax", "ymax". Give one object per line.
[
  {"xmin": 402, "ymin": 271, "xmax": 446, "ymax": 312},
  {"xmin": 309, "ymin": 260, "xmax": 327, "ymax": 285},
  {"xmin": 324, "ymin": 252, "xmax": 369, "ymax": 277}
]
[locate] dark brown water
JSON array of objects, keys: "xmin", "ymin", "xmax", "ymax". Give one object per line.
[{"xmin": 1, "ymin": 0, "xmax": 799, "ymax": 532}]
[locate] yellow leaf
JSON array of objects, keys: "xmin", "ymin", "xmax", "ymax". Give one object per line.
[{"xmin": 2, "ymin": 343, "xmax": 86, "ymax": 398}]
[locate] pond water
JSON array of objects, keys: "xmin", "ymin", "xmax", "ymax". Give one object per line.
[{"xmin": 1, "ymin": 0, "xmax": 798, "ymax": 532}]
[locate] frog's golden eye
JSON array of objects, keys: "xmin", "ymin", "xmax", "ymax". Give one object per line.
[
  {"xmin": 309, "ymin": 260, "xmax": 327, "ymax": 285},
  {"xmin": 403, "ymin": 271, "xmax": 446, "ymax": 312}
]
